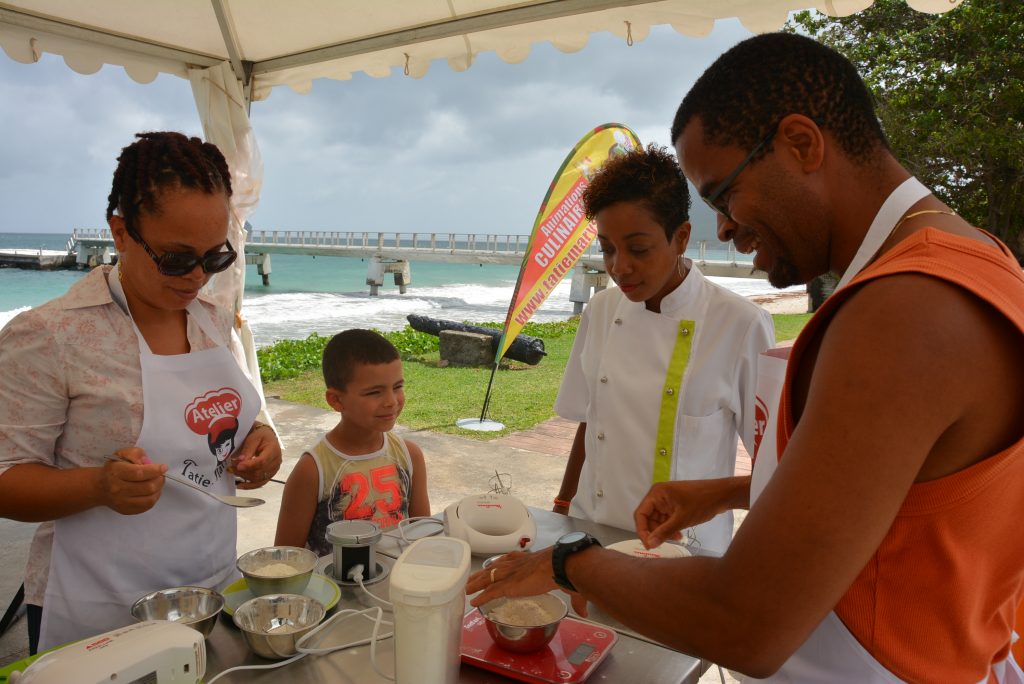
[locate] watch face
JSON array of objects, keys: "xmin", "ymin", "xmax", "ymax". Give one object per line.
[{"xmin": 559, "ymin": 531, "xmax": 588, "ymax": 545}]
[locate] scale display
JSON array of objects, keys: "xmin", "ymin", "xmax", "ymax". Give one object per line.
[{"xmin": 461, "ymin": 612, "xmax": 617, "ymax": 684}]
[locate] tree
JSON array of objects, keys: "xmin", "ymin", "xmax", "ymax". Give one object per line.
[{"xmin": 789, "ymin": 0, "xmax": 1024, "ymax": 263}]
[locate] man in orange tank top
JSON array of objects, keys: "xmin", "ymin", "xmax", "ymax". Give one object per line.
[{"xmin": 466, "ymin": 32, "xmax": 1024, "ymax": 682}]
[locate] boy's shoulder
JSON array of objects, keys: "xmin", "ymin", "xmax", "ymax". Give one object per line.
[{"xmin": 384, "ymin": 431, "xmax": 417, "ymax": 456}]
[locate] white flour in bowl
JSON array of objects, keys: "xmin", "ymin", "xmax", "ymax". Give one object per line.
[
  {"xmin": 251, "ymin": 562, "xmax": 298, "ymax": 577},
  {"xmin": 489, "ymin": 598, "xmax": 559, "ymax": 627}
]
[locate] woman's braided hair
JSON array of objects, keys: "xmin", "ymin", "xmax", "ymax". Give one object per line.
[{"xmin": 106, "ymin": 132, "xmax": 232, "ymax": 235}]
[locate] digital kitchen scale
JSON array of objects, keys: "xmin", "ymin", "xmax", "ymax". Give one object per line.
[{"xmin": 461, "ymin": 611, "xmax": 617, "ymax": 684}]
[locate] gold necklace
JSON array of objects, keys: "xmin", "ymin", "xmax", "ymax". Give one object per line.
[{"xmin": 892, "ymin": 209, "xmax": 957, "ymax": 235}]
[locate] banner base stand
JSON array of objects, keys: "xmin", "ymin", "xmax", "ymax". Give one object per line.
[{"xmin": 456, "ymin": 418, "xmax": 505, "ymax": 432}]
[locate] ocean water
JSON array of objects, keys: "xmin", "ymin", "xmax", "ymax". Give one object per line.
[{"xmin": 0, "ymin": 232, "xmax": 787, "ymax": 347}]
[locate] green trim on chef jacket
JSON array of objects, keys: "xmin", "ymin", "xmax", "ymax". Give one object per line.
[{"xmin": 653, "ymin": 320, "xmax": 695, "ymax": 483}]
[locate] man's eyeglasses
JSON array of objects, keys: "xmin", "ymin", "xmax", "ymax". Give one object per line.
[
  {"xmin": 700, "ymin": 124, "xmax": 779, "ymax": 222},
  {"xmin": 128, "ymin": 229, "xmax": 237, "ymax": 277}
]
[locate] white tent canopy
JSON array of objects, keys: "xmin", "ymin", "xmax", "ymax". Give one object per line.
[{"xmin": 1, "ymin": 1, "xmax": 963, "ymax": 102}]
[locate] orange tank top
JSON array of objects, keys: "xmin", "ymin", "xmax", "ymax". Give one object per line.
[{"xmin": 777, "ymin": 228, "xmax": 1024, "ymax": 682}]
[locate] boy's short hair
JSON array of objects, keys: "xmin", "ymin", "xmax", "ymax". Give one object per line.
[
  {"xmin": 581, "ymin": 143, "xmax": 691, "ymax": 241},
  {"xmin": 322, "ymin": 329, "xmax": 400, "ymax": 390}
]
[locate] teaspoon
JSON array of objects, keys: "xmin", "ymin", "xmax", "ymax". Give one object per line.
[{"xmin": 105, "ymin": 454, "xmax": 265, "ymax": 508}]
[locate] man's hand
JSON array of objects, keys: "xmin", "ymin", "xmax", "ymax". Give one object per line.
[
  {"xmin": 635, "ymin": 479, "xmax": 745, "ymax": 549},
  {"xmin": 466, "ymin": 549, "xmax": 589, "ymax": 617}
]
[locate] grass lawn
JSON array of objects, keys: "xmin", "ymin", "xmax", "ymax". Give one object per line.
[{"xmin": 264, "ymin": 313, "xmax": 812, "ymax": 440}]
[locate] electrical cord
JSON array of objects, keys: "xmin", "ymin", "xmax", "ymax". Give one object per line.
[
  {"xmin": 382, "ymin": 516, "xmax": 446, "ymax": 545},
  {"xmin": 204, "ymin": 653, "xmax": 307, "ymax": 683},
  {"xmin": 205, "ymin": 564, "xmax": 396, "ymax": 683},
  {"xmin": 351, "ymin": 563, "xmax": 393, "ymax": 608}
]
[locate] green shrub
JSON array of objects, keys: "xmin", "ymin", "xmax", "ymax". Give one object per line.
[
  {"xmin": 256, "ymin": 333, "xmax": 331, "ymax": 382},
  {"xmin": 256, "ymin": 320, "xmax": 580, "ymax": 383}
]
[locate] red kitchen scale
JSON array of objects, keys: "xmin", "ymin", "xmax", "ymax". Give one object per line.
[{"xmin": 461, "ymin": 611, "xmax": 617, "ymax": 684}]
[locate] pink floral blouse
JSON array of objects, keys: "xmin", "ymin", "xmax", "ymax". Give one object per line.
[{"xmin": 0, "ymin": 266, "xmax": 242, "ymax": 605}]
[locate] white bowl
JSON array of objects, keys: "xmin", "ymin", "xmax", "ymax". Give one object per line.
[{"xmin": 605, "ymin": 538, "xmax": 690, "ymax": 558}]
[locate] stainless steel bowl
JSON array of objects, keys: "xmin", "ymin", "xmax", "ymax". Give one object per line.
[
  {"xmin": 236, "ymin": 546, "xmax": 318, "ymax": 597},
  {"xmin": 479, "ymin": 593, "xmax": 568, "ymax": 653},
  {"xmin": 232, "ymin": 593, "xmax": 326, "ymax": 659},
  {"xmin": 130, "ymin": 586, "xmax": 224, "ymax": 639}
]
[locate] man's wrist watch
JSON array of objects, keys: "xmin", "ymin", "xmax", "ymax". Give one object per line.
[{"xmin": 551, "ymin": 531, "xmax": 601, "ymax": 593}]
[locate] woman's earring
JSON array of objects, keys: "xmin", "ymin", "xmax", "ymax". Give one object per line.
[
  {"xmin": 677, "ymin": 256, "xmax": 685, "ymax": 279},
  {"xmin": 118, "ymin": 262, "xmax": 125, "ymax": 283}
]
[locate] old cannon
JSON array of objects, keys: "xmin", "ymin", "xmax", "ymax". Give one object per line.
[{"xmin": 406, "ymin": 314, "xmax": 547, "ymax": 365}]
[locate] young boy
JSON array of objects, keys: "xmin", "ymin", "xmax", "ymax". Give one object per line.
[{"xmin": 275, "ymin": 329, "xmax": 430, "ymax": 556}]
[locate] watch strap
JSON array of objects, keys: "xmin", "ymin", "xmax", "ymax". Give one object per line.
[{"xmin": 551, "ymin": 533, "xmax": 601, "ymax": 593}]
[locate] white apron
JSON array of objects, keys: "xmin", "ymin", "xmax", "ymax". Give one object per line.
[
  {"xmin": 569, "ymin": 281, "xmax": 735, "ymax": 554},
  {"xmin": 744, "ymin": 178, "xmax": 1024, "ymax": 682},
  {"xmin": 39, "ymin": 268, "xmax": 259, "ymax": 650}
]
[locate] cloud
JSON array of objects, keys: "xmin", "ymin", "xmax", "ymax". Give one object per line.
[{"xmin": 0, "ymin": 21, "xmax": 752, "ymax": 237}]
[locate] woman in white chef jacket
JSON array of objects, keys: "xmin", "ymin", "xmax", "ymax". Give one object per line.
[
  {"xmin": 0, "ymin": 132, "xmax": 282, "ymax": 652},
  {"xmin": 553, "ymin": 145, "xmax": 773, "ymax": 554}
]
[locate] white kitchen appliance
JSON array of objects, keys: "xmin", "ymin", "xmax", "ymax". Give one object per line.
[
  {"xmin": 443, "ymin": 493, "xmax": 536, "ymax": 555},
  {"xmin": 10, "ymin": 621, "xmax": 204, "ymax": 684}
]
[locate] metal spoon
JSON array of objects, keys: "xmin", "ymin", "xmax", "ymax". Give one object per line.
[
  {"xmin": 235, "ymin": 476, "xmax": 287, "ymax": 486},
  {"xmin": 105, "ymin": 455, "xmax": 265, "ymax": 508}
]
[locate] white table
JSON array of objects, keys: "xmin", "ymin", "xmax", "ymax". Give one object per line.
[{"xmin": 202, "ymin": 508, "xmax": 707, "ymax": 683}]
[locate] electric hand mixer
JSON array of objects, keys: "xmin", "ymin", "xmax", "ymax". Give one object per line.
[{"xmin": 9, "ymin": 621, "xmax": 204, "ymax": 684}]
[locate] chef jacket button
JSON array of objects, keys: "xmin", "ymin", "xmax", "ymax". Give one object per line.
[
  {"xmin": 681, "ymin": 327, "xmax": 690, "ymax": 337},
  {"xmin": 614, "ymin": 318, "xmax": 622, "ymax": 325},
  {"xmin": 596, "ymin": 489, "xmax": 604, "ymax": 497},
  {"xmin": 597, "ymin": 432, "xmax": 605, "ymax": 440},
  {"xmin": 600, "ymin": 376, "xmax": 608, "ymax": 383},
  {"xmin": 659, "ymin": 448, "xmax": 667, "ymax": 456},
  {"xmin": 665, "ymin": 388, "xmax": 674, "ymax": 395}
]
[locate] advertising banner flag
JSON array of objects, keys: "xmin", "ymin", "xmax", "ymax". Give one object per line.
[{"xmin": 494, "ymin": 123, "xmax": 641, "ymax": 363}]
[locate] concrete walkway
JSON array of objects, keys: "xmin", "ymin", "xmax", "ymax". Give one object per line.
[{"xmin": 497, "ymin": 415, "xmax": 753, "ymax": 477}]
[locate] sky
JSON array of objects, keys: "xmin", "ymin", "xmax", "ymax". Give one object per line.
[{"xmin": 0, "ymin": 20, "xmax": 755, "ymax": 242}]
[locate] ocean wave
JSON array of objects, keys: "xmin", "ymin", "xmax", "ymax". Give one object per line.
[
  {"xmin": 244, "ymin": 280, "xmax": 575, "ymax": 346},
  {"xmin": 0, "ymin": 306, "xmax": 32, "ymax": 332}
]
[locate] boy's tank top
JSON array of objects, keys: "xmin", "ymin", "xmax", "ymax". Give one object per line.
[
  {"xmin": 777, "ymin": 228, "xmax": 1024, "ymax": 681},
  {"xmin": 305, "ymin": 431, "xmax": 413, "ymax": 556}
]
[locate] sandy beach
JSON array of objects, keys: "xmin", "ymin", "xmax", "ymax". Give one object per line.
[{"xmin": 750, "ymin": 290, "xmax": 808, "ymax": 314}]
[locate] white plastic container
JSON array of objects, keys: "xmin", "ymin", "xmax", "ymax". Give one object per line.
[{"xmin": 389, "ymin": 536, "xmax": 471, "ymax": 684}]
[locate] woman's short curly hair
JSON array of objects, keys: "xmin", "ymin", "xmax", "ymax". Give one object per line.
[{"xmin": 581, "ymin": 144, "xmax": 691, "ymax": 240}]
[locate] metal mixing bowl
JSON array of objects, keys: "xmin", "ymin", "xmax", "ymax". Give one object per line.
[
  {"xmin": 236, "ymin": 546, "xmax": 318, "ymax": 597},
  {"xmin": 130, "ymin": 586, "xmax": 224, "ymax": 639},
  {"xmin": 232, "ymin": 594, "xmax": 326, "ymax": 659},
  {"xmin": 479, "ymin": 593, "xmax": 568, "ymax": 653}
]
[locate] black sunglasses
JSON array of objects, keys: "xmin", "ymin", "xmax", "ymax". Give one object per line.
[
  {"xmin": 700, "ymin": 123, "xmax": 779, "ymax": 223},
  {"xmin": 128, "ymin": 229, "xmax": 237, "ymax": 277}
]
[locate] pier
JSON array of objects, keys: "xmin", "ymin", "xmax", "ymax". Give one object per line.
[
  {"xmin": 0, "ymin": 249, "xmax": 76, "ymax": 269},
  {"xmin": 0, "ymin": 235, "xmax": 78, "ymax": 269},
  {"xmin": 57, "ymin": 229, "xmax": 760, "ymax": 312}
]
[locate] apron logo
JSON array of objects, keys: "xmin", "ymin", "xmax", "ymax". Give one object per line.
[
  {"xmin": 185, "ymin": 388, "xmax": 243, "ymax": 465},
  {"xmin": 753, "ymin": 396, "xmax": 769, "ymax": 464}
]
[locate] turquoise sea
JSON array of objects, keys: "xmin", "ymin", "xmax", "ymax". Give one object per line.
[{"xmin": 0, "ymin": 232, "xmax": 779, "ymax": 347}]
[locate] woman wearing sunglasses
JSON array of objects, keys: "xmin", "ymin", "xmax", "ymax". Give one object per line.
[{"xmin": 0, "ymin": 132, "xmax": 282, "ymax": 652}]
